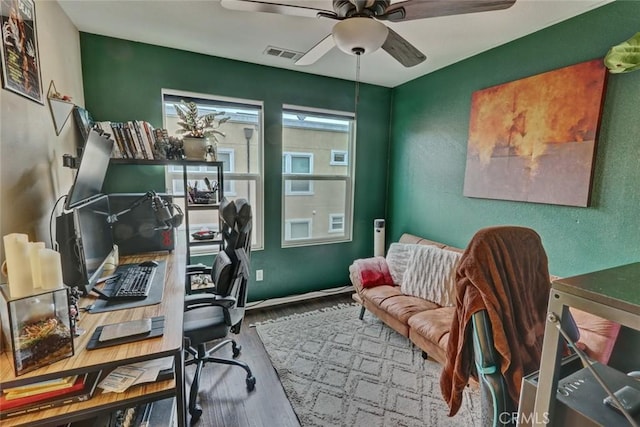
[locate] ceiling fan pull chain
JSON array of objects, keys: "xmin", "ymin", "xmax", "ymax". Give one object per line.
[{"xmin": 355, "ymin": 52, "xmax": 361, "ymax": 119}]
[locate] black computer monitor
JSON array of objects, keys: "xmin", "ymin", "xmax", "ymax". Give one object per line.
[
  {"xmin": 64, "ymin": 129, "xmax": 114, "ymax": 210},
  {"xmin": 57, "ymin": 194, "xmax": 114, "ymax": 295}
]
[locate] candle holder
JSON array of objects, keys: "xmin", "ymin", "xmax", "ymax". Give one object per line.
[{"xmin": 0, "ymin": 285, "xmax": 74, "ymax": 376}]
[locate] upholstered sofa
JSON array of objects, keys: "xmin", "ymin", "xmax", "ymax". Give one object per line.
[{"xmin": 349, "ymin": 233, "xmax": 621, "ymax": 366}]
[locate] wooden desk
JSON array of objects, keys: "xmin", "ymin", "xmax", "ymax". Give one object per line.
[
  {"xmin": 532, "ymin": 262, "xmax": 640, "ymax": 425},
  {"xmin": 0, "ymin": 251, "xmax": 186, "ymax": 427}
]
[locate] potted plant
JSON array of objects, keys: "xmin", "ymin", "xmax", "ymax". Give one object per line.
[{"xmin": 174, "ymin": 100, "xmax": 229, "ymax": 160}]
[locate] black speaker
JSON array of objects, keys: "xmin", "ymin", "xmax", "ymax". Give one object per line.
[
  {"xmin": 56, "ymin": 210, "xmax": 87, "ymax": 289},
  {"xmin": 108, "ymin": 193, "xmax": 176, "ymax": 256}
]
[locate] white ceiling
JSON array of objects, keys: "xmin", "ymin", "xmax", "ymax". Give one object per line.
[{"xmin": 58, "ymin": 0, "xmax": 613, "ymax": 88}]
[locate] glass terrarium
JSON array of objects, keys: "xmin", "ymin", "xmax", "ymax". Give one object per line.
[{"xmin": 0, "ymin": 285, "xmax": 74, "ymax": 376}]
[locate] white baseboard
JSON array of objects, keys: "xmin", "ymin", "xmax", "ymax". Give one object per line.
[{"xmin": 246, "ymin": 285, "xmax": 354, "ymax": 311}]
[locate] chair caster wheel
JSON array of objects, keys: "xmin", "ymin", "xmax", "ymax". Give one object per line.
[
  {"xmin": 246, "ymin": 375, "xmax": 256, "ymax": 391},
  {"xmin": 232, "ymin": 345, "xmax": 242, "ymax": 358},
  {"xmin": 190, "ymin": 406, "xmax": 202, "ymax": 424}
]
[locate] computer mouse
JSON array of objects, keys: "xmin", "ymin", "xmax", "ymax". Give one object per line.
[{"xmin": 138, "ymin": 260, "xmax": 159, "ymax": 268}]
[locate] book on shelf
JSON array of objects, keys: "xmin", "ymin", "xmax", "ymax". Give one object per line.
[
  {"xmin": 140, "ymin": 121, "xmax": 156, "ymax": 158},
  {"xmin": 0, "ymin": 370, "xmax": 102, "ymax": 419},
  {"xmin": 94, "ymin": 120, "xmax": 158, "ymax": 160},
  {"xmin": 2, "ymin": 375, "xmax": 78, "ymax": 399},
  {"xmin": 122, "ymin": 122, "xmax": 138, "ymax": 159},
  {"xmin": 132, "ymin": 121, "xmax": 150, "ymax": 159}
]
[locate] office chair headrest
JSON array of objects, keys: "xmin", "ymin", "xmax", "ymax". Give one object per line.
[
  {"xmin": 234, "ymin": 199, "xmax": 252, "ymax": 232},
  {"xmin": 219, "ymin": 197, "xmax": 236, "ymax": 229}
]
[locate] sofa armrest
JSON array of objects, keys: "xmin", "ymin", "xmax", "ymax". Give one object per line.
[{"xmin": 349, "ymin": 257, "xmax": 394, "ymax": 294}]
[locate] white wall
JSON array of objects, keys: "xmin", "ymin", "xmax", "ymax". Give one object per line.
[{"xmin": 0, "ymin": 0, "xmax": 83, "ymax": 261}]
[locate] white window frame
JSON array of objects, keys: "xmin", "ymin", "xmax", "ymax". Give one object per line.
[
  {"xmin": 328, "ymin": 213, "xmax": 344, "ymax": 233},
  {"xmin": 216, "ymin": 148, "xmax": 236, "ymax": 196},
  {"xmin": 168, "ymin": 162, "xmax": 235, "ymax": 195},
  {"xmin": 330, "ymin": 150, "xmax": 348, "ymax": 166},
  {"xmin": 285, "ymin": 218, "xmax": 312, "ymax": 241},
  {"xmin": 162, "ymin": 89, "xmax": 264, "ymax": 251},
  {"xmin": 283, "ymin": 152, "xmax": 314, "ymax": 195}
]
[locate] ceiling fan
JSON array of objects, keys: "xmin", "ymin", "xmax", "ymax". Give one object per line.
[{"xmin": 220, "ymin": 0, "xmax": 517, "ymax": 67}]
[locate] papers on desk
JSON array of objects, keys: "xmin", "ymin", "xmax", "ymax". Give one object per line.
[{"xmin": 98, "ymin": 357, "xmax": 173, "ymax": 393}]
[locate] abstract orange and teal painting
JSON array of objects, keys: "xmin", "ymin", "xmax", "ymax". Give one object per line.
[{"xmin": 463, "ymin": 59, "xmax": 607, "ymax": 207}]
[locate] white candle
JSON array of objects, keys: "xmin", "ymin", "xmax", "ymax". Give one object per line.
[
  {"xmin": 39, "ymin": 249, "xmax": 64, "ymax": 290},
  {"xmin": 3, "ymin": 233, "xmax": 33, "ymax": 298},
  {"xmin": 29, "ymin": 242, "xmax": 46, "ymax": 290}
]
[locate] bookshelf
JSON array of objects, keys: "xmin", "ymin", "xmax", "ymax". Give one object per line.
[{"xmin": 110, "ymin": 159, "xmax": 225, "ymax": 262}]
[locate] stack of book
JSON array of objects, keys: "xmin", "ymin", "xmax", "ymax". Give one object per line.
[
  {"xmin": 94, "ymin": 121, "xmax": 157, "ymax": 160},
  {"xmin": 0, "ymin": 370, "xmax": 101, "ymax": 419}
]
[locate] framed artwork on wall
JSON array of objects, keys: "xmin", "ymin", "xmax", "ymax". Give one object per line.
[
  {"xmin": 0, "ymin": 0, "xmax": 43, "ymax": 104},
  {"xmin": 463, "ymin": 59, "xmax": 607, "ymax": 207}
]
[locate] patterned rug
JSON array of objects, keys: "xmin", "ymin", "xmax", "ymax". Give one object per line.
[{"xmin": 254, "ymin": 304, "xmax": 480, "ymax": 427}]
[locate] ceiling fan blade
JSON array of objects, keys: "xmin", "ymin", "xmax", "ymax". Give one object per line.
[
  {"xmin": 220, "ymin": 0, "xmax": 332, "ymax": 18},
  {"xmin": 381, "ymin": 27, "xmax": 426, "ymax": 67},
  {"xmin": 382, "ymin": 0, "xmax": 517, "ymax": 22},
  {"xmin": 295, "ymin": 34, "xmax": 335, "ymax": 66}
]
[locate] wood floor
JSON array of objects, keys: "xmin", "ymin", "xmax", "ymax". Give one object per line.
[{"xmin": 186, "ymin": 293, "xmax": 353, "ymax": 426}]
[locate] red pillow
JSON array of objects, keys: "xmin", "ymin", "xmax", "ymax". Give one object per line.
[{"xmin": 358, "ymin": 257, "xmax": 393, "ymax": 288}]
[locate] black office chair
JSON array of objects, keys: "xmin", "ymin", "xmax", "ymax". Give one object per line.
[{"xmin": 183, "ymin": 198, "xmax": 255, "ymax": 423}]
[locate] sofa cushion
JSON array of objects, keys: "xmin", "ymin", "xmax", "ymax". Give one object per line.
[
  {"xmin": 353, "ymin": 256, "xmax": 393, "ymax": 288},
  {"xmin": 360, "ymin": 285, "xmax": 403, "ymax": 305},
  {"xmin": 379, "ymin": 295, "xmax": 439, "ymax": 324},
  {"xmin": 401, "ymin": 245, "xmax": 461, "ymax": 307},
  {"xmin": 408, "ymin": 307, "xmax": 456, "ymax": 346},
  {"xmin": 386, "ymin": 243, "xmax": 417, "ymax": 284}
]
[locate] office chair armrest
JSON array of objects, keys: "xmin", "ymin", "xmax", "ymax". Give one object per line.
[{"xmin": 184, "ymin": 293, "xmax": 237, "ymax": 311}]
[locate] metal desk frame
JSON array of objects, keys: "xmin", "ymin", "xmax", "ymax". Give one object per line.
[{"xmin": 533, "ymin": 262, "xmax": 640, "ymax": 425}]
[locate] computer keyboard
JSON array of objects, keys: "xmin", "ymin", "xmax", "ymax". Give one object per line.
[{"xmin": 107, "ymin": 264, "xmax": 157, "ymax": 299}]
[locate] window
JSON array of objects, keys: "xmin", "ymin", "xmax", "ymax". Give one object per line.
[
  {"xmin": 330, "ymin": 150, "xmax": 348, "ymax": 166},
  {"xmin": 328, "ymin": 214, "xmax": 344, "ymax": 233},
  {"xmin": 282, "ymin": 105, "xmax": 355, "ymax": 247},
  {"xmin": 162, "ymin": 90, "xmax": 264, "ymax": 252},
  {"xmin": 285, "ymin": 219, "xmax": 312, "ymax": 240},
  {"xmin": 283, "ymin": 152, "xmax": 313, "ymax": 195}
]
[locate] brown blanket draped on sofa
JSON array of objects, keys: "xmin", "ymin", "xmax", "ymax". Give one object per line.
[{"xmin": 440, "ymin": 226, "xmax": 551, "ymax": 416}]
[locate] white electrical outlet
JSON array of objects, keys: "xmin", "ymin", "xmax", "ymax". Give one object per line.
[{"xmin": 256, "ymin": 269, "xmax": 263, "ymax": 281}]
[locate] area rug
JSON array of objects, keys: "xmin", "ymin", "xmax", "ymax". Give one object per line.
[{"xmin": 254, "ymin": 303, "xmax": 480, "ymax": 427}]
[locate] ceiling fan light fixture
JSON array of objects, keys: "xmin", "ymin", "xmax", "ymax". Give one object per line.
[{"xmin": 332, "ymin": 18, "xmax": 388, "ymax": 56}]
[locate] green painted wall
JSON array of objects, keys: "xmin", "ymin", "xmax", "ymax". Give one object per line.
[
  {"xmin": 388, "ymin": 1, "xmax": 640, "ymax": 277},
  {"xmin": 80, "ymin": 34, "xmax": 391, "ymax": 301}
]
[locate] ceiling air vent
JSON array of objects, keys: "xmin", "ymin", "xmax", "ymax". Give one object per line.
[{"xmin": 263, "ymin": 46, "xmax": 303, "ymax": 62}]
